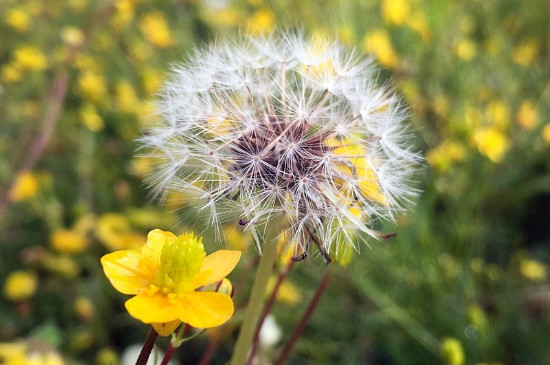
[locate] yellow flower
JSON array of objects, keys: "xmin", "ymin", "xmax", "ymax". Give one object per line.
[
  {"xmin": 543, "ymin": 124, "xmax": 550, "ymax": 144},
  {"xmin": 456, "ymin": 38, "xmax": 476, "ymax": 61},
  {"xmin": 516, "ymin": 101, "xmax": 538, "ymax": 130},
  {"xmin": 382, "ymin": 0, "xmax": 411, "ymax": 25},
  {"xmin": 80, "ymin": 103, "xmax": 104, "ymax": 131},
  {"xmin": 50, "ymin": 229, "xmax": 89, "ymax": 253},
  {"xmin": 1, "ymin": 62, "xmax": 22, "ymax": 83},
  {"xmin": 13, "ymin": 45, "xmax": 48, "ymax": 71},
  {"xmin": 247, "ymin": 8, "xmax": 275, "ymax": 35},
  {"xmin": 362, "ymin": 29, "xmax": 400, "ymax": 68},
  {"xmin": 101, "ymin": 229, "xmax": 241, "ymax": 335},
  {"xmin": 8, "ymin": 171, "xmax": 39, "ymax": 202},
  {"xmin": 74, "ymin": 296, "xmax": 95, "ymax": 321},
  {"xmin": 61, "ymin": 26, "xmax": 85, "ymax": 47},
  {"xmin": 426, "ymin": 141, "xmax": 466, "ymax": 173},
  {"xmin": 472, "ymin": 127, "xmax": 508, "ymax": 163},
  {"xmin": 5, "ymin": 8, "xmax": 30, "ymax": 32},
  {"xmin": 267, "ymin": 277, "xmax": 300, "ymax": 305},
  {"xmin": 78, "ymin": 71, "xmax": 106, "ymax": 103},
  {"xmin": 519, "ymin": 258, "xmax": 547, "ymax": 281},
  {"xmin": 441, "ymin": 337, "xmax": 465, "ymax": 365},
  {"xmin": 3, "ymin": 271, "xmax": 37, "ymax": 301},
  {"xmin": 139, "ymin": 12, "xmax": 174, "ymax": 48},
  {"xmin": 487, "ymin": 100, "xmax": 510, "ymax": 129},
  {"xmin": 513, "ymin": 38, "xmax": 539, "ymax": 66},
  {"xmin": 95, "ymin": 213, "xmax": 144, "ymax": 251},
  {"xmin": 116, "ymin": 80, "xmax": 139, "ymax": 113}
]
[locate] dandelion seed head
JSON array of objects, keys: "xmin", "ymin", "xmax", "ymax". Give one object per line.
[{"xmin": 141, "ymin": 30, "xmax": 422, "ymax": 258}]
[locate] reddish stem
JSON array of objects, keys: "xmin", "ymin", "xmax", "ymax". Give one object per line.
[
  {"xmin": 136, "ymin": 328, "xmax": 159, "ymax": 365},
  {"xmin": 246, "ymin": 260, "xmax": 295, "ymax": 365},
  {"xmin": 160, "ymin": 324, "xmax": 190, "ymax": 365},
  {"xmin": 274, "ymin": 270, "xmax": 332, "ymax": 365}
]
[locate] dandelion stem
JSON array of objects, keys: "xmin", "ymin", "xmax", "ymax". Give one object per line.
[
  {"xmin": 274, "ymin": 270, "xmax": 331, "ymax": 365},
  {"xmin": 230, "ymin": 226, "xmax": 279, "ymax": 365},
  {"xmin": 136, "ymin": 328, "xmax": 158, "ymax": 365},
  {"xmin": 246, "ymin": 260, "xmax": 295, "ymax": 365}
]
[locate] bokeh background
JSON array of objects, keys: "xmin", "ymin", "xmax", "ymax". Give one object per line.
[{"xmin": 1, "ymin": 0, "xmax": 549, "ymax": 364}]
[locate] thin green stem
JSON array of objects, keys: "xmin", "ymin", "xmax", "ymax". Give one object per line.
[{"xmin": 230, "ymin": 227, "xmax": 279, "ymax": 365}]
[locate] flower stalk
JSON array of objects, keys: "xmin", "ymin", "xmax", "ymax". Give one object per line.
[
  {"xmin": 230, "ymin": 227, "xmax": 279, "ymax": 365},
  {"xmin": 136, "ymin": 328, "xmax": 159, "ymax": 365}
]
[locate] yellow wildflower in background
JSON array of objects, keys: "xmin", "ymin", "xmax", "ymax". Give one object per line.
[
  {"xmin": 5, "ymin": 8, "xmax": 30, "ymax": 32},
  {"xmin": 8, "ymin": 171, "xmax": 39, "ymax": 202},
  {"xmin": 1, "ymin": 63, "xmax": 22, "ymax": 83},
  {"xmin": 0, "ymin": 341, "xmax": 65, "ymax": 365},
  {"xmin": 513, "ymin": 38, "xmax": 539, "ymax": 66},
  {"xmin": 456, "ymin": 38, "xmax": 476, "ymax": 61},
  {"xmin": 267, "ymin": 277, "xmax": 300, "ymax": 305},
  {"xmin": 14, "ymin": 45, "xmax": 48, "ymax": 71},
  {"xmin": 543, "ymin": 124, "xmax": 550, "ymax": 144},
  {"xmin": 116, "ymin": 80, "xmax": 139, "ymax": 113},
  {"xmin": 363, "ymin": 29, "xmax": 400, "ymax": 68},
  {"xmin": 516, "ymin": 101, "xmax": 538, "ymax": 130},
  {"xmin": 382, "ymin": 0, "xmax": 411, "ymax": 26},
  {"xmin": 95, "ymin": 213, "xmax": 144, "ymax": 251},
  {"xmin": 223, "ymin": 225, "xmax": 252, "ymax": 251},
  {"xmin": 519, "ymin": 258, "xmax": 547, "ymax": 281},
  {"xmin": 80, "ymin": 103, "xmax": 104, "ymax": 131},
  {"xmin": 426, "ymin": 141, "xmax": 466, "ymax": 173},
  {"xmin": 487, "ymin": 100, "xmax": 510, "ymax": 129},
  {"xmin": 78, "ymin": 71, "xmax": 106, "ymax": 103},
  {"xmin": 406, "ymin": 12, "xmax": 430, "ymax": 42},
  {"xmin": 74, "ymin": 296, "xmax": 95, "ymax": 321},
  {"xmin": 473, "ymin": 127, "xmax": 508, "ymax": 163},
  {"xmin": 139, "ymin": 12, "xmax": 174, "ymax": 48},
  {"xmin": 441, "ymin": 337, "xmax": 465, "ymax": 365},
  {"xmin": 3, "ymin": 271, "xmax": 37, "ymax": 301},
  {"xmin": 61, "ymin": 26, "xmax": 85, "ymax": 47},
  {"xmin": 247, "ymin": 8, "xmax": 275, "ymax": 35},
  {"xmin": 101, "ymin": 229, "xmax": 241, "ymax": 335},
  {"xmin": 50, "ymin": 229, "xmax": 89, "ymax": 253}
]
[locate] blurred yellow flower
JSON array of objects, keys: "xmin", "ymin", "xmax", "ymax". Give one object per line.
[
  {"xmin": 0, "ymin": 341, "xmax": 65, "ymax": 365},
  {"xmin": 80, "ymin": 103, "xmax": 104, "ymax": 132},
  {"xmin": 139, "ymin": 12, "xmax": 174, "ymax": 48},
  {"xmin": 456, "ymin": 39, "xmax": 476, "ymax": 61},
  {"xmin": 473, "ymin": 127, "xmax": 508, "ymax": 163},
  {"xmin": 78, "ymin": 71, "xmax": 106, "ymax": 103},
  {"xmin": 43, "ymin": 255, "xmax": 79, "ymax": 278},
  {"xmin": 363, "ymin": 29, "xmax": 400, "ymax": 68},
  {"xmin": 9, "ymin": 171, "xmax": 39, "ymax": 202},
  {"xmin": 1, "ymin": 63, "xmax": 22, "ymax": 83},
  {"xmin": 116, "ymin": 80, "xmax": 139, "ymax": 113},
  {"xmin": 247, "ymin": 8, "xmax": 275, "ymax": 35},
  {"xmin": 5, "ymin": 8, "xmax": 30, "ymax": 32},
  {"xmin": 101, "ymin": 229, "xmax": 241, "ymax": 335},
  {"xmin": 14, "ymin": 45, "xmax": 48, "ymax": 71},
  {"xmin": 513, "ymin": 38, "xmax": 539, "ymax": 66},
  {"xmin": 113, "ymin": 0, "xmax": 135, "ymax": 30},
  {"xmin": 519, "ymin": 258, "xmax": 547, "ymax": 281},
  {"xmin": 96, "ymin": 348, "xmax": 118, "ymax": 365},
  {"xmin": 543, "ymin": 124, "xmax": 550, "ymax": 144},
  {"xmin": 61, "ymin": 26, "xmax": 85, "ymax": 47},
  {"xmin": 50, "ymin": 229, "xmax": 89, "ymax": 254},
  {"xmin": 95, "ymin": 213, "xmax": 144, "ymax": 251},
  {"xmin": 338, "ymin": 25, "xmax": 355, "ymax": 46},
  {"xmin": 382, "ymin": 0, "xmax": 411, "ymax": 25},
  {"xmin": 406, "ymin": 12, "xmax": 430, "ymax": 43},
  {"xmin": 223, "ymin": 224, "xmax": 252, "ymax": 251},
  {"xmin": 426, "ymin": 141, "xmax": 466, "ymax": 172},
  {"xmin": 140, "ymin": 67, "xmax": 164, "ymax": 96},
  {"xmin": 441, "ymin": 337, "xmax": 465, "ymax": 365},
  {"xmin": 487, "ymin": 100, "xmax": 510, "ymax": 129},
  {"xmin": 468, "ymin": 304, "xmax": 488, "ymax": 332},
  {"xmin": 3, "ymin": 271, "xmax": 37, "ymax": 301},
  {"xmin": 267, "ymin": 277, "xmax": 300, "ymax": 305},
  {"xmin": 516, "ymin": 101, "xmax": 538, "ymax": 130}
]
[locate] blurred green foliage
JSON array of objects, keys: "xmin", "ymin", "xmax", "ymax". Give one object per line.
[{"xmin": 1, "ymin": 0, "xmax": 549, "ymax": 364}]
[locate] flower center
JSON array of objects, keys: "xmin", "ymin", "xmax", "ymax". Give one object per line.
[{"xmin": 153, "ymin": 233, "xmax": 206, "ymax": 295}]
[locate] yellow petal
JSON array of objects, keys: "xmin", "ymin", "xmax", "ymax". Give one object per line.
[
  {"xmin": 192, "ymin": 250, "xmax": 241, "ymax": 288},
  {"xmin": 125, "ymin": 293, "xmax": 182, "ymax": 323},
  {"xmin": 177, "ymin": 291, "xmax": 234, "ymax": 328},
  {"xmin": 101, "ymin": 251, "xmax": 151, "ymax": 295},
  {"xmin": 152, "ymin": 320, "xmax": 181, "ymax": 336},
  {"xmin": 141, "ymin": 229, "xmax": 177, "ymax": 263}
]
